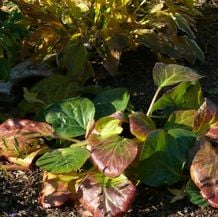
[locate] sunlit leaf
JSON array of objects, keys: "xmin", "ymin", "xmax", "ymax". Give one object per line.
[
  {"xmin": 165, "ymin": 110, "xmax": 197, "ymax": 131},
  {"xmin": 153, "ymin": 62, "xmax": 201, "ymax": 88},
  {"xmin": 38, "ymin": 171, "xmax": 79, "ymax": 208},
  {"xmin": 193, "ymin": 99, "xmax": 218, "ymax": 138},
  {"xmin": 129, "ymin": 112, "xmax": 156, "ymax": 141},
  {"xmin": 152, "ymin": 81, "xmax": 202, "ymax": 115},
  {"xmin": 88, "ymin": 134, "xmax": 137, "ymax": 177},
  {"xmin": 138, "ymin": 129, "xmax": 188, "ymax": 186},
  {"xmin": 78, "ymin": 172, "xmax": 136, "ymax": 216},
  {"xmin": 171, "ymin": 13, "xmax": 195, "ymax": 39},
  {"xmin": 94, "ymin": 88, "xmax": 130, "ymax": 118},
  {"xmin": 190, "ymin": 139, "xmax": 218, "ymax": 208},
  {"xmin": 44, "ymin": 97, "xmax": 95, "ymax": 139},
  {"xmin": 0, "ymin": 119, "xmax": 54, "ymax": 157},
  {"xmin": 186, "ymin": 179, "xmax": 209, "ymax": 207},
  {"xmin": 95, "ymin": 116, "xmax": 123, "ymax": 137},
  {"xmin": 36, "ymin": 147, "xmax": 90, "ymax": 173}
]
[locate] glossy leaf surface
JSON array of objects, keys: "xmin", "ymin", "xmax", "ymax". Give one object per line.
[
  {"xmin": 193, "ymin": 99, "xmax": 218, "ymax": 140},
  {"xmin": 78, "ymin": 172, "xmax": 136, "ymax": 217},
  {"xmin": 153, "ymin": 62, "xmax": 201, "ymax": 88},
  {"xmin": 44, "ymin": 97, "xmax": 95, "ymax": 139},
  {"xmin": 165, "ymin": 110, "xmax": 197, "ymax": 131},
  {"xmin": 152, "ymin": 81, "xmax": 202, "ymax": 115},
  {"xmin": 89, "ymin": 134, "xmax": 137, "ymax": 177},
  {"xmin": 94, "ymin": 88, "xmax": 130, "ymax": 118},
  {"xmin": 138, "ymin": 129, "xmax": 189, "ymax": 186},
  {"xmin": 0, "ymin": 119, "xmax": 54, "ymax": 157},
  {"xmin": 36, "ymin": 147, "xmax": 90, "ymax": 173},
  {"xmin": 129, "ymin": 112, "xmax": 156, "ymax": 141},
  {"xmin": 190, "ymin": 139, "xmax": 218, "ymax": 208}
]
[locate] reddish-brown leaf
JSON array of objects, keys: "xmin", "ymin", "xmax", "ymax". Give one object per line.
[
  {"xmin": 78, "ymin": 172, "xmax": 136, "ymax": 217},
  {"xmin": 193, "ymin": 99, "xmax": 218, "ymax": 137},
  {"xmin": 129, "ymin": 112, "xmax": 156, "ymax": 141},
  {"xmin": 0, "ymin": 118, "xmax": 54, "ymax": 157},
  {"xmin": 190, "ymin": 138, "xmax": 218, "ymax": 208},
  {"xmin": 89, "ymin": 134, "xmax": 138, "ymax": 177}
]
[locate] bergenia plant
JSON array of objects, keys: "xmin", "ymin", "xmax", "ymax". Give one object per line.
[{"xmin": 0, "ymin": 62, "xmax": 217, "ymax": 216}]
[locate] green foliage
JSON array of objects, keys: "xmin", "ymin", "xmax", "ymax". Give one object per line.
[
  {"xmin": 1, "ymin": 62, "xmax": 218, "ymax": 215},
  {"xmin": 11, "ymin": 0, "xmax": 204, "ymax": 79},
  {"xmin": 0, "ymin": 5, "xmax": 27, "ymax": 79}
]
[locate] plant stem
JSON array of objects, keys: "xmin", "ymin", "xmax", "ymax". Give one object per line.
[{"xmin": 146, "ymin": 86, "xmax": 162, "ymax": 116}]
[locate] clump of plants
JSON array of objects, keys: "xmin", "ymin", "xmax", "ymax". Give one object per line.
[
  {"xmin": 10, "ymin": 0, "xmax": 204, "ymax": 79},
  {"xmin": 0, "ymin": 1, "xmax": 28, "ymax": 80},
  {"xmin": 0, "ymin": 62, "xmax": 217, "ymax": 216}
]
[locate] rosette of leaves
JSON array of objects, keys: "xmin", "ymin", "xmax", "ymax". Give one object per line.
[{"xmin": 11, "ymin": 0, "xmax": 203, "ymax": 79}]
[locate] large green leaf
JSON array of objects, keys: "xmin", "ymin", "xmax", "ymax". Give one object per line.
[
  {"xmin": 129, "ymin": 112, "xmax": 156, "ymax": 141},
  {"xmin": 152, "ymin": 81, "xmax": 202, "ymax": 115},
  {"xmin": 138, "ymin": 129, "xmax": 186, "ymax": 186},
  {"xmin": 61, "ymin": 40, "xmax": 88, "ymax": 79},
  {"xmin": 36, "ymin": 147, "xmax": 90, "ymax": 173},
  {"xmin": 186, "ymin": 179, "xmax": 209, "ymax": 207},
  {"xmin": 88, "ymin": 134, "xmax": 137, "ymax": 177},
  {"xmin": 78, "ymin": 172, "xmax": 136, "ymax": 217},
  {"xmin": 44, "ymin": 97, "xmax": 95, "ymax": 138},
  {"xmin": 190, "ymin": 139, "xmax": 218, "ymax": 208},
  {"xmin": 164, "ymin": 110, "xmax": 197, "ymax": 131},
  {"xmin": 94, "ymin": 88, "xmax": 130, "ymax": 118},
  {"xmin": 193, "ymin": 99, "xmax": 218, "ymax": 140},
  {"xmin": 167, "ymin": 128, "xmax": 196, "ymax": 161},
  {"xmin": 153, "ymin": 62, "xmax": 201, "ymax": 88}
]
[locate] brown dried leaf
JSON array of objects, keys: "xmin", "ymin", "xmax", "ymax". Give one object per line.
[{"xmin": 0, "ymin": 118, "xmax": 54, "ymax": 157}]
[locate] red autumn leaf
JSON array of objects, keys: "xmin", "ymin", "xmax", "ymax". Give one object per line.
[
  {"xmin": 88, "ymin": 134, "xmax": 138, "ymax": 177},
  {"xmin": 193, "ymin": 99, "xmax": 218, "ymax": 137},
  {"xmin": 0, "ymin": 118, "xmax": 54, "ymax": 157},
  {"xmin": 190, "ymin": 138, "xmax": 218, "ymax": 208},
  {"xmin": 129, "ymin": 112, "xmax": 156, "ymax": 141},
  {"xmin": 78, "ymin": 172, "xmax": 136, "ymax": 217}
]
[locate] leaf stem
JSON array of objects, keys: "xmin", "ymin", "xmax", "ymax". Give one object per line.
[{"xmin": 146, "ymin": 87, "xmax": 162, "ymax": 116}]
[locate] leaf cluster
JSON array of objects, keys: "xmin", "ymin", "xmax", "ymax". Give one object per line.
[
  {"xmin": 1, "ymin": 62, "xmax": 218, "ymax": 216},
  {"xmin": 10, "ymin": 0, "xmax": 204, "ymax": 79}
]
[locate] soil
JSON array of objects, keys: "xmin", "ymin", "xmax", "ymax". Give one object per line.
[{"xmin": 1, "ymin": 2, "xmax": 218, "ymax": 217}]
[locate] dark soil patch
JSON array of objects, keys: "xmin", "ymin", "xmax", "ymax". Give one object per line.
[{"xmin": 1, "ymin": 2, "xmax": 218, "ymax": 217}]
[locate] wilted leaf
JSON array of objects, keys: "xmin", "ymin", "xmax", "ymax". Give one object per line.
[
  {"xmin": 78, "ymin": 172, "xmax": 136, "ymax": 217},
  {"xmin": 0, "ymin": 119, "xmax": 54, "ymax": 157},
  {"xmin": 94, "ymin": 88, "xmax": 130, "ymax": 118},
  {"xmin": 190, "ymin": 139, "xmax": 218, "ymax": 208},
  {"xmin": 36, "ymin": 147, "xmax": 90, "ymax": 173},
  {"xmin": 88, "ymin": 134, "xmax": 137, "ymax": 177},
  {"xmin": 39, "ymin": 172, "xmax": 79, "ymax": 208},
  {"xmin": 193, "ymin": 99, "xmax": 218, "ymax": 139},
  {"xmin": 44, "ymin": 97, "xmax": 95, "ymax": 139},
  {"xmin": 152, "ymin": 81, "xmax": 202, "ymax": 115},
  {"xmin": 165, "ymin": 110, "xmax": 197, "ymax": 131},
  {"xmin": 129, "ymin": 112, "xmax": 156, "ymax": 141},
  {"xmin": 138, "ymin": 129, "xmax": 188, "ymax": 186},
  {"xmin": 186, "ymin": 179, "xmax": 209, "ymax": 207},
  {"xmin": 153, "ymin": 62, "xmax": 201, "ymax": 88},
  {"xmin": 168, "ymin": 186, "xmax": 186, "ymax": 203}
]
